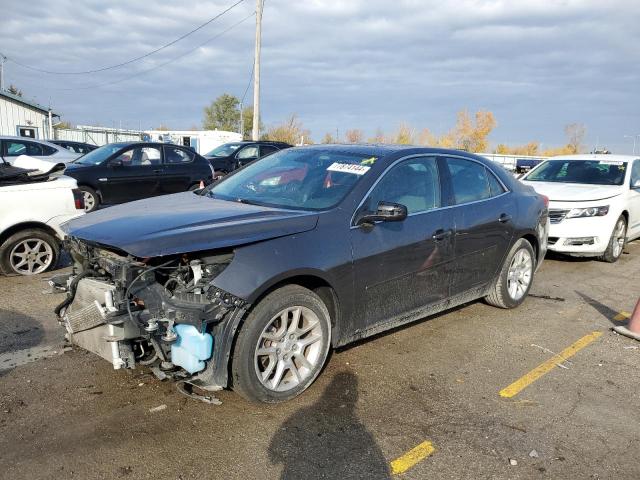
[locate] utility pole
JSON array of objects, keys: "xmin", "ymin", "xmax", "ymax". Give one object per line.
[
  {"xmin": 251, "ymin": 0, "xmax": 263, "ymax": 141},
  {"xmin": 239, "ymin": 101, "xmax": 244, "ymax": 139},
  {"xmin": 0, "ymin": 54, "xmax": 6, "ymax": 91}
]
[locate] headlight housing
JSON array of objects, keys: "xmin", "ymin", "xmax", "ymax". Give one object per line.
[{"xmin": 566, "ymin": 205, "xmax": 609, "ymax": 218}]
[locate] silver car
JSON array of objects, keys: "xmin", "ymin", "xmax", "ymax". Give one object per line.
[{"xmin": 0, "ymin": 135, "xmax": 79, "ymax": 165}]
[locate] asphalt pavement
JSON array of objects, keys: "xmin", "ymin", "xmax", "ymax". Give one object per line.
[{"xmin": 1, "ymin": 243, "xmax": 639, "ymax": 479}]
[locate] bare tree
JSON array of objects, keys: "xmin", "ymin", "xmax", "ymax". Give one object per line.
[
  {"xmin": 565, "ymin": 123, "xmax": 586, "ymax": 154},
  {"xmin": 345, "ymin": 129, "xmax": 364, "ymax": 144}
]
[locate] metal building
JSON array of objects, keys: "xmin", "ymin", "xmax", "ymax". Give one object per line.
[{"xmin": 0, "ymin": 90, "xmax": 59, "ymax": 139}]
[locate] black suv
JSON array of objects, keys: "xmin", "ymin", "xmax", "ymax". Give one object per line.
[
  {"xmin": 203, "ymin": 141, "xmax": 291, "ymax": 174},
  {"xmin": 64, "ymin": 142, "xmax": 214, "ymax": 212}
]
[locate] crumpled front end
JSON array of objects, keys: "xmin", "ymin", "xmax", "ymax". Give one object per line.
[{"xmin": 55, "ymin": 237, "xmax": 248, "ymax": 395}]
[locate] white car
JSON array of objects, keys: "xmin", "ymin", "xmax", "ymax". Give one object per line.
[
  {"xmin": 0, "ymin": 135, "xmax": 80, "ymax": 165},
  {"xmin": 521, "ymin": 154, "xmax": 640, "ymax": 262},
  {"xmin": 0, "ymin": 159, "xmax": 85, "ymax": 275}
]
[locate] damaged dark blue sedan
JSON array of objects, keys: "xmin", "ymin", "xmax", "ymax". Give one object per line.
[{"xmin": 56, "ymin": 145, "xmax": 548, "ymax": 403}]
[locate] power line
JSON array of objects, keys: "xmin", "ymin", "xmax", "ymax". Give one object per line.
[
  {"xmin": 51, "ymin": 12, "xmax": 255, "ymax": 91},
  {"xmin": 2, "ymin": 0, "xmax": 246, "ymax": 75}
]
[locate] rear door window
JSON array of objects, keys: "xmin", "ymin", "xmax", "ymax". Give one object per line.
[
  {"xmin": 260, "ymin": 145, "xmax": 279, "ymax": 157},
  {"xmin": 164, "ymin": 146, "xmax": 194, "ymax": 164},
  {"xmin": 446, "ymin": 158, "xmax": 492, "ymax": 205}
]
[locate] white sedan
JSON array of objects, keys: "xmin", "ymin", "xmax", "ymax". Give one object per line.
[
  {"xmin": 0, "ymin": 135, "xmax": 79, "ymax": 165},
  {"xmin": 521, "ymin": 154, "xmax": 640, "ymax": 262},
  {"xmin": 0, "ymin": 158, "xmax": 85, "ymax": 275}
]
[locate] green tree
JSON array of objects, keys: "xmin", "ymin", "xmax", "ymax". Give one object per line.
[
  {"xmin": 241, "ymin": 105, "xmax": 263, "ymax": 140},
  {"xmin": 203, "ymin": 93, "xmax": 240, "ymax": 132}
]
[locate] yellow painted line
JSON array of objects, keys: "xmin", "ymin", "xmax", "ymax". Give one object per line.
[
  {"xmin": 499, "ymin": 331, "xmax": 603, "ymax": 399},
  {"xmin": 390, "ymin": 440, "xmax": 435, "ymax": 475},
  {"xmin": 613, "ymin": 311, "xmax": 630, "ymax": 322}
]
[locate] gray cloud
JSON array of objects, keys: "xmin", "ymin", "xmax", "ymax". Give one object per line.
[{"xmin": 2, "ymin": 0, "xmax": 639, "ymax": 151}]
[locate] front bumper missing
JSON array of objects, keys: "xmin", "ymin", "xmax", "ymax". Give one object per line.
[{"xmin": 60, "ymin": 275, "xmax": 248, "ymax": 392}]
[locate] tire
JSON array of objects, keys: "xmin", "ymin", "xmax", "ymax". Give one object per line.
[
  {"xmin": 600, "ymin": 215, "xmax": 626, "ymax": 263},
  {"xmin": 78, "ymin": 186, "xmax": 99, "ymax": 212},
  {"xmin": 231, "ymin": 285, "xmax": 332, "ymax": 403},
  {"xmin": 0, "ymin": 228, "xmax": 60, "ymax": 276},
  {"xmin": 485, "ymin": 238, "xmax": 535, "ymax": 309}
]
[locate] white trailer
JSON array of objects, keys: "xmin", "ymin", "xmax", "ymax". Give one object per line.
[{"xmin": 144, "ymin": 130, "xmax": 242, "ymax": 155}]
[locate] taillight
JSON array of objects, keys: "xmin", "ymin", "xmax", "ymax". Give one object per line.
[
  {"xmin": 541, "ymin": 195, "xmax": 549, "ymax": 207},
  {"xmin": 72, "ymin": 188, "xmax": 85, "ymax": 210}
]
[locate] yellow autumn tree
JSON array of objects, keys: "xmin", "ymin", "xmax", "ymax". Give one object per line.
[
  {"xmin": 393, "ymin": 123, "xmax": 415, "ymax": 144},
  {"xmin": 264, "ymin": 114, "xmax": 312, "ymax": 145},
  {"xmin": 368, "ymin": 128, "xmax": 386, "ymax": 143}
]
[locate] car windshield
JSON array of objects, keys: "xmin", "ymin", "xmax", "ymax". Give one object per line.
[
  {"xmin": 205, "ymin": 143, "xmax": 243, "ymax": 157},
  {"xmin": 73, "ymin": 143, "xmax": 129, "ymax": 165},
  {"xmin": 207, "ymin": 149, "xmax": 378, "ymax": 210},
  {"xmin": 525, "ymin": 159, "xmax": 627, "ymax": 185}
]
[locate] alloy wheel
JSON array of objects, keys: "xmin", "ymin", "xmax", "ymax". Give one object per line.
[
  {"xmin": 9, "ymin": 238, "xmax": 54, "ymax": 275},
  {"xmin": 254, "ymin": 306, "xmax": 324, "ymax": 392},
  {"xmin": 506, "ymin": 248, "xmax": 533, "ymax": 301},
  {"xmin": 83, "ymin": 191, "xmax": 96, "ymax": 212},
  {"xmin": 612, "ymin": 218, "xmax": 626, "ymax": 259}
]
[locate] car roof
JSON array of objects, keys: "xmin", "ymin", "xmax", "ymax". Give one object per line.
[
  {"xmin": 0, "ymin": 135, "xmax": 68, "ymax": 149},
  {"xmin": 544, "ymin": 154, "xmax": 640, "ymax": 162}
]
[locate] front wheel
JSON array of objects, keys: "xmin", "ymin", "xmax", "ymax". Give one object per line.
[
  {"xmin": 485, "ymin": 238, "xmax": 535, "ymax": 309},
  {"xmin": 231, "ymin": 285, "xmax": 332, "ymax": 403},
  {"xmin": 600, "ymin": 216, "xmax": 626, "ymax": 263}
]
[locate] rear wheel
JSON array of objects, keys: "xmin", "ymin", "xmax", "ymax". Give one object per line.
[
  {"xmin": 485, "ymin": 238, "xmax": 535, "ymax": 309},
  {"xmin": 600, "ymin": 215, "xmax": 626, "ymax": 263},
  {"xmin": 231, "ymin": 285, "xmax": 332, "ymax": 403},
  {"xmin": 0, "ymin": 229, "xmax": 60, "ymax": 276},
  {"xmin": 78, "ymin": 186, "xmax": 99, "ymax": 212}
]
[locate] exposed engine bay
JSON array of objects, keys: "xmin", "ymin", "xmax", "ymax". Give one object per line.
[{"xmin": 54, "ymin": 237, "xmax": 248, "ymax": 402}]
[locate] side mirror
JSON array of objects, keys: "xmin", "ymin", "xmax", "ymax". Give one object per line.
[
  {"xmin": 108, "ymin": 159, "xmax": 123, "ymax": 167},
  {"xmin": 357, "ymin": 201, "xmax": 408, "ymax": 226}
]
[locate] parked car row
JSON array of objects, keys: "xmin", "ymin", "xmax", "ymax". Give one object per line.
[
  {"xmin": 5, "ymin": 141, "xmax": 640, "ymax": 407},
  {"xmin": 64, "ymin": 141, "xmax": 216, "ymax": 212}
]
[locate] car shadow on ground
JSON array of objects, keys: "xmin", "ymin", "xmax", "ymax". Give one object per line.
[{"xmin": 268, "ymin": 371, "xmax": 391, "ymax": 480}]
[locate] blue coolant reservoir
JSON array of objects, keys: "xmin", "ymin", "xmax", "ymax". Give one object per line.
[{"xmin": 171, "ymin": 324, "xmax": 213, "ymax": 374}]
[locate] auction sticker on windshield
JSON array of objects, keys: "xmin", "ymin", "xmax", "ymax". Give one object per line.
[
  {"xmin": 599, "ymin": 160, "xmax": 624, "ymax": 166},
  {"xmin": 327, "ymin": 162, "xmax": 371, "ymax": 175}
]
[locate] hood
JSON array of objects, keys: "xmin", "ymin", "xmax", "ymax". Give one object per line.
[
  {"xmin": 521, "ymin": 181, "xmax": 622, "ymax": 202},
  {"xmin": 64, "ymin": 192, "xmax": 319, "ymax": 257}
]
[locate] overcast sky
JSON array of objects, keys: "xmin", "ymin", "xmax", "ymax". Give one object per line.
[{"xmin": 2, "ymin": 0, "xmax": 639, "ymax": 152}]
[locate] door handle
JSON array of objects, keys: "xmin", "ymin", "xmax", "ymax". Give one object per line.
[
  {"xmin": 499, "ymin": 214, "xmax": 512, "ymax": 223},
  {"xmin": 153, "ymin": 169, "xmax": 163, "ymax": 174},
  {"xmin": 432, "ymin": 229, "xmax": 452, "ymax": 241}
]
